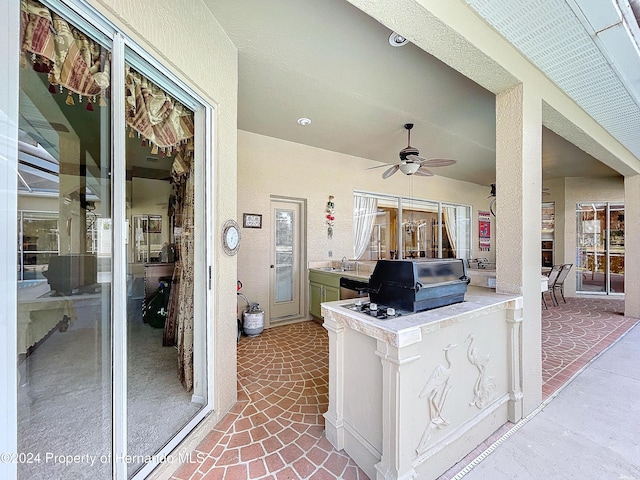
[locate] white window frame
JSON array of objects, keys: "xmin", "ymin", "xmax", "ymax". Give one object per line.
[{"xmin": 354, "ymin": 190, "xmax": 473, "ymax": 261}]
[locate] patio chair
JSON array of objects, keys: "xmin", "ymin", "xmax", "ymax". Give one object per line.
[
  {"xmin": 542, "ymin": 264, "xmax": 563, "ymax": 309},
  {"xmin": 552, "ymin": 263, "xmax": 573, "ymax": 304}
]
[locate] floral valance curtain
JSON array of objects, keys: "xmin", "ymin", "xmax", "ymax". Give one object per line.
[
  {"xmin": 125, "ymin": 66, "xmax": 195, "ymax": 157},
  {"xmin": 20, "ymin": 0, "xmax": 110, "ymax": 109},
  {"xmin": 20, "ymin": 0, "xmax": 195, "ymax": 157}
]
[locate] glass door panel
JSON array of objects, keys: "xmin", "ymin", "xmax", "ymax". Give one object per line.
[
  {"xmin": 17, "ymin": 6, "xmax": 112, "ymax": 478},
  {"xmin": 576, "ymin": 202, "xmax": 624, "ymax": 294},
  {"xmin": 124, "ymin": 60, "xmax": 203, "ymax": 477},
  {"xmin": 275, "ymin": 208, "xmax": 295, "ymax": 303},
  {"xmin": 609, "ymin": 204, "xmax": 625, "ymax": 293},
  {"xmin": 368, "ymin": 196, "xmax": 397, "ymax": 260},
  {"xmin": 442, "ymin": 204, "xmax": 471, "ymax": 259},
  {"xmin": 576, "ymin": 203, "xmax": 606, "ymax": 292},
  {"xmin": 354, "ymin": 192, "xmax": 472, "ymax": 261}
]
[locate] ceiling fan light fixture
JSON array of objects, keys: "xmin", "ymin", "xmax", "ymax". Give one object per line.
[
  {"xmin": 297, "ymin": 117, "xmax": 312, "ymax": 126},
  {"xmin": 399, "ymin": 162, "xmax": 420, "ymax": 175},
  {"xmin": 388, "ymin": 32, "xmax": 409, "ymax": 47}
]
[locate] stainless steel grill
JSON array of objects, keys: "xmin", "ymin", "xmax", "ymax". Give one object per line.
[{"xmin": 367, "ymin": 259, "xmax": 470, "ymax": 313}]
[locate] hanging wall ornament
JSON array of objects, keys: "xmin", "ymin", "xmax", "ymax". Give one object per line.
[{"xmin": 326, "ymin": 195, "xmax": 335, "ymax": 239}]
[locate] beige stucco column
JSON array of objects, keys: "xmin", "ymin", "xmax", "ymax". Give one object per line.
[
  {"xmin": 624, "ymin": 175, "xmax": 640, "ymax": 318},
  {"xmin": 495, "ymin": 84, "xmax": 543, "ymax": 415}
]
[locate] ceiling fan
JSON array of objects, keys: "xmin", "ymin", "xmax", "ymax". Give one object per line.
[{"xmin": 368, "ymin": 123, "xmax": 456, "ymax": 179}]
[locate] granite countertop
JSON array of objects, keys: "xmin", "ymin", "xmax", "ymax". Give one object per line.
[{"xmin": 321, "ymin": 286, "xmax": 522, "ymax": 348}]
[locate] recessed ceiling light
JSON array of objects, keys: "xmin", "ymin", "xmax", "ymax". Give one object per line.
[
  {"xmin": 297, "ymin": 117, "xmax": 312, "ymax": 126},
  {"xmin": 389, "ymin": 32, "xmax": 409, "ymax": 47}
]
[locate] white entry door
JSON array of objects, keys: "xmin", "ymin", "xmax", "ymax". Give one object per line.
[{"xmin": 270, "ymin": 197, "xmax": 305, "ymax": 322}]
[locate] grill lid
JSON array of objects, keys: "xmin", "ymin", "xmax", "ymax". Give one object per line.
[{"xmin": 368, "ymin": 259, "xmax": 469, "ymax": 312}]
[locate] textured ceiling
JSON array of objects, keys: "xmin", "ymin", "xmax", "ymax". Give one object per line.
[
  {"xmin": 204, "ymin": 0, "xmax": 627, "ymax": 186},
  {"xmin": 465, "ymin": 0, "xmax": 640, "ymax": 166}
]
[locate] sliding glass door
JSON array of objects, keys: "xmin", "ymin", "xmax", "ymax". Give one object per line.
[
  {"xmin": 14, "ymin": 2, "xmax": 211, "ymax": 478},
  {"xmin": 576, "ymin": 202, "xmax": 624, "ymax": 294},
  {"xmin": 124, "ymin": 56, "xmax": 205, "ymax": 478}
]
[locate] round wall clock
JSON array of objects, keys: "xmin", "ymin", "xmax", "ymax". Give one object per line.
[{"xmin": 222, "ymin": 219, "xmax": 241, "ymax": 256}]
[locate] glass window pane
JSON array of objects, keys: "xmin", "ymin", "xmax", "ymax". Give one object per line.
[
  {"xmin": 124, "ymin": 58, "xmax": 203, "ymax": 477},
  {"xmin": 18, "ymin": 4, "xmax": 112, "ymax": 478},
  {"xmin": 576, "ymin": 203, "xmax": 607, "ymax": 293},
  {"xmin": 354, "ymin": 193, "xmax": 471, "ymax": 261},
  {"xmin": 275, "ymin": 209, "xmax": 295, "ymax": 303},
  {"xmin": 609, "ymin": 204, "xmax": 624, "ymax": 294}
]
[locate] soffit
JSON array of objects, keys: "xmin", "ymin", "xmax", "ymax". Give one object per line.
[{"xmin": 465, "ymin": 0, "xmax": 640, "ymax": 170}]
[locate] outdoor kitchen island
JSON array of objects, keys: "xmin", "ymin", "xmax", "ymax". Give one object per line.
[{"xmin": 321, "ymin": 286, "xmax": 523, "ymax": 480}]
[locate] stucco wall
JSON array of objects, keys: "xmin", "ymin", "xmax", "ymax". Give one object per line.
[
  {"xmin": 543, "ymin": 178, "xmax": 566, "ymax": 267},
  {"xmin": 237, "ymin": 130, "xmax": 495, "ymax": 326}
]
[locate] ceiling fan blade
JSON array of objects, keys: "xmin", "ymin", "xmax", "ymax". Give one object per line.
[
  {"xmin": 382, "ymin": 165, "xmax": 400, "ymax": 179},
  {"xmin": 366, "ymin": 162, "xmax": 399, "ymax": 170},
  {"xmin": 414, "ymin": 167, "xmax": 434, "ymax": 176},
  {"xmin": 421, "ymin": 158, "xmax": 456, "ymax": 167},
  {"xmin": 405, "ymin": 154, "xmax": 426, "ymax": 162}
]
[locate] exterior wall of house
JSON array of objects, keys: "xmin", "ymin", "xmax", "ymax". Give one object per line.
[{"xmin": 236, "ymin": 130, "xmax": 494, "ymax": 326}]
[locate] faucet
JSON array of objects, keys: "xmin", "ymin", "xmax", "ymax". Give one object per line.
[{"xmin": 341, "ymin": 256, "xmax": 348, "ymax": 270}]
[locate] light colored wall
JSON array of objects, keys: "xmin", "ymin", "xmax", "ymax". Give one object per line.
[
  {"xmin": 90, "ymin": 0, "xmax": 240, "ymax": 453},
  {"xmin": 237, "ymin": 130, "xmax": 494, "ymax": 325},
  {"xmin": 543, "ymin": 178, "xmax": 566, "ymax": 266}
]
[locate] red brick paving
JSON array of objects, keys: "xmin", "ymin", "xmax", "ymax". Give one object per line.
[
  {"xmin": 171, "ymin": 298, "xmax": 636, "ymax": 480},
  {"xmin": 171, "ymin": 321, "xmax": 367, "ymax": 480},
  {"xmin": 541, "ymin": 296, "xmax": 637, "ymax": 399}
]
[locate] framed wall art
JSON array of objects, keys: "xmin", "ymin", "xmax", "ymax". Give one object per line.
[{"xmin": 243, "ymin": 213, "xmax": 262, "ymax": 229}]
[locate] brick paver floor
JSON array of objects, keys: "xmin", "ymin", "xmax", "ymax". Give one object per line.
[
  {"xmin": 172, "ymin": 321, "xmax": 367, "ymax": 480},
  {"xmin": 172, "ymin": 297, "xmax": 637, "ymax": 480}
]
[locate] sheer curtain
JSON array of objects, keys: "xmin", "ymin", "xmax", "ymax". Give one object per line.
[
  {"xmin": 443, "ymin": 206, "xmax": 469, "ymax": 259},
  {"xmin": 353, "ymin": 195, "xmax": 378, "ymax": 260}
]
